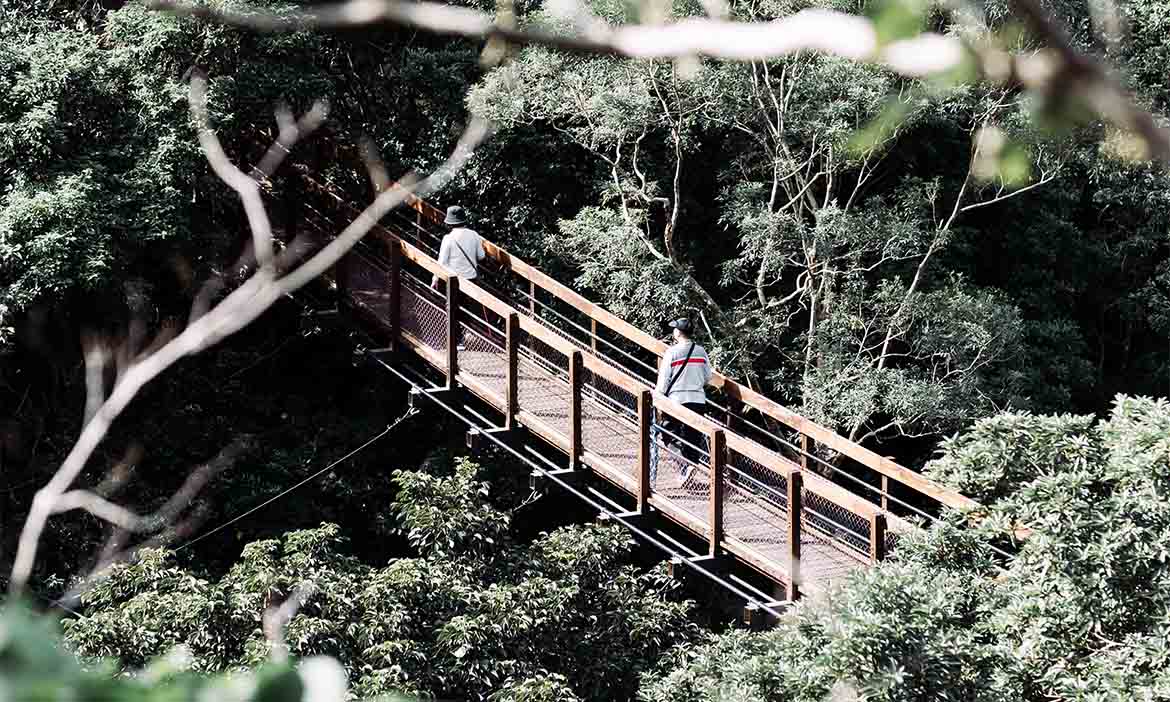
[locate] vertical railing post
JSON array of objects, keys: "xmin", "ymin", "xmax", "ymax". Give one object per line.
[
  {"xmin": 708, "ymin": 427, "xmax": 726, "ymax": 556},
  {"xmin": 787, "ymin": 470, "xmax": 803, "ymax": 601},
  {"xmin": 637, "ymin": 389, "xmax": 652, "ymax": 514},
  {"xmin": 800, "ymin": 433, "xmax": 809, "ymax": 473},
  {"xmin": 881, "ymin": 475, "xmax": 889, "ymax": 511},
  {"xmin": 388, "ymin": 241, "xmax": 401, "ymax": 351},
  {"xmin": 505, "ymin": 313, "xmax": 520, "ymax": 430},
  {"xmin": 591, "ymin": 318, "xmax": 598, "ymax": 353},
  {"xmin": 445, "ymin": 277, "xmax": 460, "ymax": 390},
  {"xmin": 870, "ymin": 512, "xmax": 887, "ymax": 563},
  {"xmin": 528, "ymin": 280, "xmax": 536, "ymax": 317},
  {"xmin": 569, "ymin": 350, "xmax": 583, "ymax": 470}
]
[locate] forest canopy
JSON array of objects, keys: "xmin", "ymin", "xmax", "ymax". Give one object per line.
[{"xmin": 1, "ymin": 0, "xmax": 1169, "ymax": 699}]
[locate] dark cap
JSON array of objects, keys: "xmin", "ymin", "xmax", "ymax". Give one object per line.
[
  {"xmin": 668, "ymin": 318, "xmax": 693, "ymax": 334},
  {"xmin": 444, "ymin": 205, "xmax": 468, "ymax": 226}
]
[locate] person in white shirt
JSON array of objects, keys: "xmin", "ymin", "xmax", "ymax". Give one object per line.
[
  {"xmin": 653, "ymin": 317, "xmax": 713, "ymax": 484},
  {"xmin": 431, "ymin": 205, "xmax": 485, "ymax": 286},
  {"xmin": 431, "ymin": 205, "xmax": 487, "ymax": 350}
]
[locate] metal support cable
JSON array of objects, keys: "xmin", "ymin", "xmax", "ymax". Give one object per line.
[{"xmin": 173, "ymin": 410, "xmax": 415, "ymax": 552}]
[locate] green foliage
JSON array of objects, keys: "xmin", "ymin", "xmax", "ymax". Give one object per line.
[
  {"xmin": 644, "ymin": 397, "xmax": 1170, "ymax": 701},
  {"xmin": 64, "ymin": 459, "xmax": 697, "ymax": 701},
  {"xmin": 0, "ymin": 604, "xmax": 349, "ymax": 702},
  {"xmin": 642, "ymin": 557, "xmax": 1018, "ymax": 702}
]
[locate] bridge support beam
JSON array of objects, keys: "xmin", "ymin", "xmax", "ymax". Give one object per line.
[
  {"xmin": 465, "ymin": 426, "xmax": 525, "ymax": 453},
  {"xmin": 742, "ymin": 600, "xmax": 788, "ymax": 631},
  {"xmin": 666, "ymin": 553, "xmax": 729, "ymax": 581},
  {"xmin": 529, "ymin": 467, "xmax": 584, "ymax": 492}
]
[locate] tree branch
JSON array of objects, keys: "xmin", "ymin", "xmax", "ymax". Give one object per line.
[{"xmin": 7, "ymin": 74, "xmax": 491, "ymax": 594}]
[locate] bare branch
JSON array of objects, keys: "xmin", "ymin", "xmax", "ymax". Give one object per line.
[
  {"xmin": 153, "ymin": 0, "xmax": 1170, "ymax": 165},
  {"xmin": 152, "ymin": 0, "xmax": 962, "ymax": 73},
  {"xmin": 959, "ymin": 170, "xmax": 1059, "ymax": 212},
  {"xmin": 7, "ymin": 73, "xmax": 491, "ymax": 594},
  {"xmin": 188, "ymin": 71, "xmax": 328, "ymax": 270},
  {"xmin": 264, "ymin": 581, "xmax": 318, "ymax": 663},
  {"xmin": 81, "ymin": 333, "xmax": 109, "ymax": 428}
]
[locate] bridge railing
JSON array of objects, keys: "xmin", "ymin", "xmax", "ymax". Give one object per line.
[
  {"xmin": 264, "ymin": 127, "xmax": 983, "ymax": 530},
  {"xmin": 370, "ymin": 183, "xmax": 980, "ymax": 524},
  {"xmin": 319, "ymin": 206, "xmax": 903, "ymax": 594}
]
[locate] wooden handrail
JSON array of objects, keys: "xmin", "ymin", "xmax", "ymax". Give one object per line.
[{"xmin": 478, "ymin": 238, "xmax": 979, "ymax": 514}]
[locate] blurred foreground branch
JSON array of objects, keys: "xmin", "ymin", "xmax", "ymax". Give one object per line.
[
  {"xmin": 151, "ymin": 0, "xmax": 1170, "ymax": 162},
  {"xmin": 8, "ymin": 72, "xmax": 491, "ymax": 595}
]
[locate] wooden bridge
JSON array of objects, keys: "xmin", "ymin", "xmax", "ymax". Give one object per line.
[{"xmin": 287, "ymin": 172, "xmax": 983, "ymax": 605}]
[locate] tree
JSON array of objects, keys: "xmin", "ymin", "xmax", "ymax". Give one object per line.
[
  {"xmin": 64, "ymin": 458, "xmax": 699, "ymax": 701},
  {"xmin": 643, "ymin": 395, "xmax": 1170, "ymax": 702},
  {"xmin": 470, "ymin": 0, "xmax": 1057, "ymax": 445},
  {"xmin": 0, "ymin": 603, "xmax": 351, "ymax": 702}
]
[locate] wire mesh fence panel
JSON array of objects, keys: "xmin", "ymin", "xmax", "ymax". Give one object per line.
[
  {"xmin": 648, "ymin": 405, "xmax": 713, "ymax": 529},
  {"xmin": 516, "ymin": 330, "xmax": 572, "ymax": 441},
  {"xmin": 800, "ymin": 485, "xmax": 871, "ymax": 581},
  {"xmin": 722, "ymin": 451, "xmax": 790, "ymax": 555},
  {"xmin": 579, "ymin": 368, "xmax": 640, "ymax": 482},
  {"xmin": 885, "ymin": 528, "xmax": 901, "ymax": 559},
  {"xmin": 456, "ymin": 302, "xmax": 507, "ymax": 401},
  {"xmin": 399, "ymin": 277, "xmax": 448, "ymax": 363},
  {"xmin": 341, "ymin": 247, "xmax": 393, "ymax": 323}
]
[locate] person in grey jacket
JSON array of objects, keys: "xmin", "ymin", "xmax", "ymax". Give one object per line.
[
  {"xmin": 431, "ymin": 205, "xmax": 484, "ymax": 287},
  {"xmin": 653, "ymin": 317, "xmax": 713, "ymax": 484},
  {"xmin": 431, "ymin": 205, "xmax": 487, "ymax": 350}
]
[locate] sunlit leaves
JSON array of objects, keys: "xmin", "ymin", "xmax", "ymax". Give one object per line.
[{"xmin": 62, "ymin": 459, "xmax": 695, "ymax": 700}]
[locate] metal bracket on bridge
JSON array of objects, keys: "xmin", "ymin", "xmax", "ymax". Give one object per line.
[
  {"xmin": 528, "ymin": 467, "xmax": 583, "ymax": 492},
  {"xmin": 407, "ymin": 386, "xmax": 463, "ymax": 411},
  {"xmin": 742, "ymin": 600, "xmax": 788, "ymax": 630},
  {"xmin": 597, "ymin": 508, "xmax": 652, "ymax": 531},
  {"xmin": 465, "ymin": 426, "xmax": 524, "ymax": 453},
  {"xmin": 667, "ymin": 553, "xmax": 729, "ymax": 580}
]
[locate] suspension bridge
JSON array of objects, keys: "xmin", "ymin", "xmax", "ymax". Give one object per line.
[{"xmin": 279, "ymin": 159, "xmax": 985, "ymax": 616}]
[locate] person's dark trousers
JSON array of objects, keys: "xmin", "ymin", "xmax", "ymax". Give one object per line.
[{"xmin": 663, "ymin": 402, "xmax": 708, "ymax": 465}]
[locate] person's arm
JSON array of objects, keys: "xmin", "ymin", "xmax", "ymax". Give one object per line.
[
  {"xmin": 655, "ymin": 351, "xmax": 671, "ymax": 395},
  {"xmin": 702, "ymin": 351, "xmax": 713, "ymax": 386},
  {"xmin": 476, "ymin": 233, "xmax": 486, "ymax": 262}
]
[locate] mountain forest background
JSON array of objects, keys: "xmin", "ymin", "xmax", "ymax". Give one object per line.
[{"xmin": 2, "ymin": 0, "xmax": 1170, "ymax": 698}]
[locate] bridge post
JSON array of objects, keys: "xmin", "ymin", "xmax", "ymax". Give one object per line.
[
  {"xmin": 445, "ymin": 277, "xmax": 460, "ymax": 390},
  {"xmin": 505, "ymin": 312, "xmax": 520, "ymax": 430},
  {"xmin": 708, "ymin": 427, "xmax": 726, "ymax": 557},
  {"xmin": 870, "ymin": 512, "xmax": 887, "ymax": 563},
  {"xmin": 787, "ymin": 470, "xmax": 803, "ymax": 601},
  {"xmin": 637, "ymin": 389, "xmax": 652, "ymax": 515},
  {"xmin": 568, "ymin": 350, "xmax": 583, "ymax": 470},
  {"xmin": 388, "ymin": 241, "xmax": 402, "ymax": 351}
]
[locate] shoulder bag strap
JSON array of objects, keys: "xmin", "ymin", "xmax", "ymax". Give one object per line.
[
  {"xmin": 451, "ymin": 232, "xmax": 479, "ymax": 272},
  {"xmin": 662, "ymin": 342, "xmax": 695, "ymax": 398}
]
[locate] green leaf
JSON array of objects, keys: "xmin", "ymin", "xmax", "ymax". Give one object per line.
[
  {"xmin": 866, "ymin": 0, "xmax": 928, "ymax": 45},
  {"xmin": 252, "ymin": 665, "xmax": 304, "ymax": 702}
]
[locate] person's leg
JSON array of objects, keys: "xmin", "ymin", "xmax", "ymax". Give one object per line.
[
  {"xmin": 676, "ymin": 403, "xmax": 709, "ymax": 485},
  {"xmin": 682, "ymin": 402, "xmax": 709, "ymax": 463}
]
